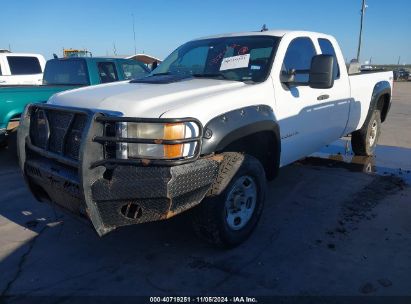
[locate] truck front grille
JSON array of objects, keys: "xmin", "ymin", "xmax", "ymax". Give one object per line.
[
  {"xmin": 64, "ymin": 114, "xmax": 88, "ymax": 160},
  {"xmin": 29, "ymin": 107, "xmax": 88, "ymax": 161}
]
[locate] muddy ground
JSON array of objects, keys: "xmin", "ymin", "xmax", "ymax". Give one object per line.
[{"xmin": 0, "ymin": 82, "xmax": 410, "ymax": 300}]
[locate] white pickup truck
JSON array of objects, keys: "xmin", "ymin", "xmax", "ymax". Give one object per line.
[
  {"xmin": 18, "ymin": 30, "xmax": 393, "ymax": 247},
  {"xmin": 0, "ymin": 52, "xmax": 46, "ymax": 85}
]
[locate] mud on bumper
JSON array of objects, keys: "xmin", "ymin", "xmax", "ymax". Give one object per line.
[{"xmin": 17, "ymin": 104, "xmax": 219, "ymax": 236}]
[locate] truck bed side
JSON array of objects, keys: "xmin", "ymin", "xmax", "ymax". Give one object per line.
[
  {"xmin": 0, "ymin": 85, "xmax": 78, "ymax": 129},
  {"xmin": 345, "ymin": 71, "xmax": 393, "ymax": 135}
]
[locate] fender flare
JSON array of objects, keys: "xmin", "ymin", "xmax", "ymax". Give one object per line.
[
  {"xmin": 365, "ymin": 81, "xmax": 391, "ymax": 124},
  {"xmin": 201, "ymin": 105, "xmax": 281, "ymax": 178}
]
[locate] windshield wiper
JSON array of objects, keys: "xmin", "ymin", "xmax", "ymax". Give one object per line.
[
  {"xmin": 192, "ymin": 73, "xmax": 229, "ymax": 80},
  {"xmin": 150, "ymin": 72, "xmax": 171, "ymax": 76}
]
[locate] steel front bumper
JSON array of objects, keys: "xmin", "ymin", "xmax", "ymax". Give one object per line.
[{"xmin": 17, "ymin": 104, "xmax": 219, "ymax": 236}]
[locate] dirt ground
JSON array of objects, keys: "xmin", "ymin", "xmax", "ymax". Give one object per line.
[{"xmin": 0, "ymin": 82, "xmax": 410, "ymax": 300}]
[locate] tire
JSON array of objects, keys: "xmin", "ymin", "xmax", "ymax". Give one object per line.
[
  {"xmin": 351, "ymin": 110, "xmax": 381, "ymax": 156},
  {"xmin": 0, "ymin": 132, "xmax": 8, "ymax": 149},
  {"xmin": 191, "ymin": 153, "xmax": 266, "ymax": 248}
]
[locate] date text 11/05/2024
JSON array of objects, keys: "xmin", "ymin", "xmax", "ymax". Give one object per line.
[{"xmin": 149, "ymin": 296, "xmax": 258, "ymax": 303}]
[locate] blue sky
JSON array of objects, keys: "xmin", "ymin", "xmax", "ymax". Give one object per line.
[{"xmin": 1, "ymin": 0, "xmax": 410, "ymax": 64}]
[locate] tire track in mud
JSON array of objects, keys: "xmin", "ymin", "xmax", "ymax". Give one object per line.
[{"xmin": 322, "ymin": 175, "xmax": 407, "ymax": 248}]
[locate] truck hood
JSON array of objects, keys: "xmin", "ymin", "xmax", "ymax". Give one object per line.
[
  {"xmin": 49, "ymin": 79, "xmax": 243, "ymax": 115},
  {"xmin": 48, "ymin": 78, "xmax": 274, "ymax": 125}
]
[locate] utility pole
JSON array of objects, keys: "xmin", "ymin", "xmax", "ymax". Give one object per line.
[
  {"xmin": 397, "ymin": 56, "xmax": 401, "ymax": 65},
  {"xmin": 132, "ymin": 13, "xmax": 137, "ymax": 55},
  {"xmin": 356, "ymin": 0, "xmax": 367, "ymax": 62}
]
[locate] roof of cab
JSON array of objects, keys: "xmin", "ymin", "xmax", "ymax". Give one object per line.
[
  {"xmin": 0, "ymin": 52, "xmax": 44, "ymax": 57},
  {"xmin": 53, "ymin": 57, "xmax": 131, "ymax": 62},
  {"xmin": 194, "ymin": 30, "xmax": 329, "ymax": 41}
]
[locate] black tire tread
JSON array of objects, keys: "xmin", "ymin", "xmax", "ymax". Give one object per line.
[
  {"xmin": 351, "ymin": 110, "xmax": 381, "ymax": 156},
  {"xmin": 192, "ymin": 153, "xmax": 266, "ymax": 248}
]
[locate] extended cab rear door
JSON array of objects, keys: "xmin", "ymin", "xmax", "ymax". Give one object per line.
[{"xmin": 272, "ymin": 34, "xmax": 350, "ymax": 166}]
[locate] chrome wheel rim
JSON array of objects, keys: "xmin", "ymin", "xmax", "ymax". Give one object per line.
[
  {"xmin": 369, "ymin": 119, "xmax": 378, "ymax": 146},
  {"xmin": 225, "ymin": 175, "xmax": 257, "ymax": 231}
]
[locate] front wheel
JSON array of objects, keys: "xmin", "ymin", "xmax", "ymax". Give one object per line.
[
  {"xmin": 191, "ymin": 153, "xmax": 266, "ymax": 248},
  {"xmin": 351, "ymin": 110, "xmax": 381, "ymax": 156}
]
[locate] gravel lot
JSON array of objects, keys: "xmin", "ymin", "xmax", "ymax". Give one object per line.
[{"xmin": 0, "ymin": 82, "xmax": 410, "ymax": 300}]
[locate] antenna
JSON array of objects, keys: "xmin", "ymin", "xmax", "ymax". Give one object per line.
[
  {"xmin": 260, "ymin": 24, "xmax": 268, "ymax": 32},
  {"xmin": 356, "ymin": 0, "xmax": 367, "ymax": 61},
  {"xmin": 113, "ymin": 42, "xmax": 117, "ymax": 56},
  {"xmin": 132, "ymin": 13, "xmax": 137, "ymax": 55}
]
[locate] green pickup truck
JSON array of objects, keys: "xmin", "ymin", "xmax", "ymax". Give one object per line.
[{"xmin": 0, "ymin": 57, "xmax": 150, "ymax": 145}]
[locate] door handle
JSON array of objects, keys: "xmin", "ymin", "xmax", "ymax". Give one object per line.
[{"xmin": 317, "ymin": 94, "xmax": 329, "ymax": 101}]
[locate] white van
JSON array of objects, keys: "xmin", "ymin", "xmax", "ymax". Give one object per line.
[{"xmin": 0, "ymin": 51, "xmax": 46, "ymax": 85}]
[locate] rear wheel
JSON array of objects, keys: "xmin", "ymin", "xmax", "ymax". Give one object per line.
[
  {"xmin": 351, "ymin": 110, "xmax": 381, "ymax": 156},
  {"xmin": 191, "ymin": 153, "xmax": 266, "ymax": 248}
]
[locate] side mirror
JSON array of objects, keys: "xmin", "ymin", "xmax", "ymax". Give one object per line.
[{"xmin": 309, "ymin": 55, "xmax": 334, "ymax": 89}]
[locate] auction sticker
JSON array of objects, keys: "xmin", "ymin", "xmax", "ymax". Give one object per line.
[{"xmin": 220, "ymin": 54, "xmax": 250, "ymax": 71}]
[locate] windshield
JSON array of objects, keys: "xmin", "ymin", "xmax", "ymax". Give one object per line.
[
  {"xmin": 43, "ymin": 59, "xmax": 89, "ymax": 85},
  {"xmin": 151, "ymin": 36, "xmax": 280, "ymax": 83}
]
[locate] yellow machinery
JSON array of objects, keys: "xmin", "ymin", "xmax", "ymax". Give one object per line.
[{"xmin": 63, "ymin": 49, "xmax": 92, "ymax": 58}]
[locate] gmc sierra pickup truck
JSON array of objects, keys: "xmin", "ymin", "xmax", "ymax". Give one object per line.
[{"xmin": 17, "ymin": 30, "xmax": 393, "ymax": 247}]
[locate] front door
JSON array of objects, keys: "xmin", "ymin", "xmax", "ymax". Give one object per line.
[{"xmin": 273, "ymin": 36, "xmax": 350, "ymax": 166}]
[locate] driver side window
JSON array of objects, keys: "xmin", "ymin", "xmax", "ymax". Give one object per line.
[{"xmin": 282, "ymin": 37, "xmax": 317, "ymax": 83}]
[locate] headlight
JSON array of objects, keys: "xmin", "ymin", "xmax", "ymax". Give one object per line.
[{"xmin": 122, "ymin": 122, "xmax": 188, "ymax": 159}]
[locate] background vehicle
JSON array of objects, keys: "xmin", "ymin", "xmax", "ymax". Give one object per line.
[
  {"xmin": 18, "ymin": 30, "xmax": 393, "ymax": 247},
  {"xmin": 0, "ymin": 51, "xmax": 46, "ymax": 85},
  {"xmin": 0, "ymin": 57, "xmax": 149, "ymax": 145},
  {"xmin": 393, "ymin": 68, "xmax": 410, "ymax": 81}
]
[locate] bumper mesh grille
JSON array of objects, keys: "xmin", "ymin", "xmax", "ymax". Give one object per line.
[
  {"xmin": 29, "ymin": 107, "xmax": 88, "ymax": 161},
  {"xmin": 65, "ymin": 114, "xmax": 88, "ymax": 160},
  {"xmin": 48, "ymin": 110, "xmax": 74, "ymax": 154}
]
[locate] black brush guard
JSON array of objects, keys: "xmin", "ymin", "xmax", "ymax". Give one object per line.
[{"xmin": 18, "ymin": 103, "xmax": 220, "ymax": 236}]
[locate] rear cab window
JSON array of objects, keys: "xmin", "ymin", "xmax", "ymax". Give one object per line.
[
  {"xmin": 282, "ymin": 37, "xmax": 317, "ymax": 83},
  {"xmin": 43, "ymin": 59, "xmax": 89, "ymax": 85},
  {"xmin": 7, "ymin": 56, "xmax": 42, "ymax": 75},
  {"xmin": 121, "ymin": 61, "xmax": 149, "ymax": 80},
  {"xmin": 318, "ymin": 38, "xmax": 340, "ymax": 79},
  {"xmin": 97, "ymin": 62, "xmax": 119, "ymax": 83}
]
